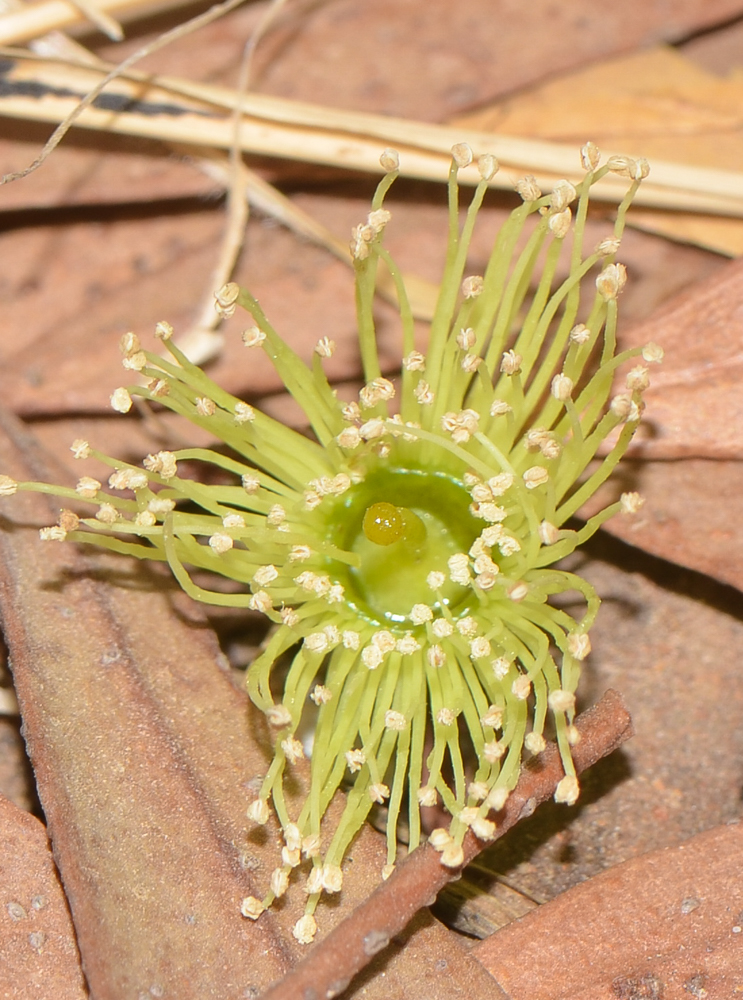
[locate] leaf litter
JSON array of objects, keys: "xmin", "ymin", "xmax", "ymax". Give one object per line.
[{"xmin": 1, "ymin": 0, "xmax": 743, "ymax": 997}]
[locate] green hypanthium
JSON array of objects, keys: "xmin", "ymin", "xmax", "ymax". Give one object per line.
[{"xmin": 0, "ymin": 141, "xmax": 661, "ymax": 944}]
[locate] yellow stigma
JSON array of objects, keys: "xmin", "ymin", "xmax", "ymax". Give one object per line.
[
  {"xmin": 362, "ymin": 502, "xmax": 403, "ymax": 545},
  {"xmin": 362, "ymin": 502, "xmax": 425, "ymax": 547}
]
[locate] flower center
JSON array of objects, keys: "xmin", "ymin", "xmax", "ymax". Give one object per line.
[{"xmin": 330, "ymin": 469, "xmax": 481, "ymax": 624}]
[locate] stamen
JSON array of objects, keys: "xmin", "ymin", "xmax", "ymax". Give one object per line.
[{"xmin": 0, "ymin": 143, "xmax": 657, "ymax": 940}]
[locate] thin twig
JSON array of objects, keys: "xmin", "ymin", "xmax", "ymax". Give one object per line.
[{"xmin": 260, "ymin": 689, "xmax": 633, "ymax": 1000}]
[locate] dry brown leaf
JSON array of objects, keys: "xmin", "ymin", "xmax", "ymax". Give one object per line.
[
  {"xmin": 0, "ymin": 714, "xmax": 35, "ymax": 811},
  {"xmin": 580, "ymin": 257, "xmax": 743, "ymax": 592},
  {"xmin": 0, "ymin": 0, "xmax": 268, "ymax": 212},
  {"xmin": 433, "ymin": 869, "xmax": 540, "ymax": 939},
  {"xmin": 356, "ymin": 911, "xmax": 511, "ymax": 1000},
  {"xmin": 684, "ymin": 13, "xmax": 743, "ymax": 72},
  {"xmin": 0, "ymin": 407, "xmax": 302, "ymax": 996},
  {"xmin": 0, "ymin": 202, "xmax": 233, "ymax": 415},
  {"xmin": 474, "ymin": 822, "xmax": 743, "ymax": 1000},
  {"xmin": 0, "ymin": 124, "xmax": 218, "ymax": 210},
  {"xmin": 455, "ymin": 45, "xmax": 742, "ymax": 153},
  {"xmin": 0, "ymin": 195, "xmax": 377, "ymax": 416},
  {"xmin": 455, "ymin": 44, "xmax": 743, "ymax": 255},
  {"xmin": 626, "ymin": 257, "xmax": 743, "ymax": 462},
  {"xmin": 253, "ymin": 0, "xmax": 743, "ymax": 123},
  {"xmin": 592, "ymin": 457, "xmax": 743, "ymax": 594},
  {"xmin": 0, "ymin": 793, "xmax": 88, "ymax": 999}
]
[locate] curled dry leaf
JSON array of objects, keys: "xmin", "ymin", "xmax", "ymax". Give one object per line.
[
  {"xmin": 586, "ymin": 256, "xmax": 743, "ymax": 593},
  {"xmin": 0, "ymin": 406, "xmax": 299, "ymax": 996},
  {"xmin": 0, "ymin": 203, "xmax": 365, "ymax": 417},
  {"xmin": 474, "ymin": 821, "xmax": 743, "ymax": 1000},
  {"xmin": 256, "ymin": 0, "xmax": 743, "ymax": 122},
  {"xmin": 0, "ymin": 793, "xmax": 87, "ymax": 1000},
  {"xmin": 625, "ymin": 257, "xmax": 743, "ymax": 463},
  {"xmin": 594, "ymin": 456, "xmax": 743, "ymax": 594}
]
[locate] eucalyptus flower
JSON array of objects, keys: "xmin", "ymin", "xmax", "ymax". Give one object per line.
[{"xmin": 1, "ymin": 142, "xmax": 661, "ymax": 945}]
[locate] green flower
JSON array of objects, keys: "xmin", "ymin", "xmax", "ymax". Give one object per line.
[{"xmin": 2, "ymin": 141, "xmax": 661, "ymax": 945}]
